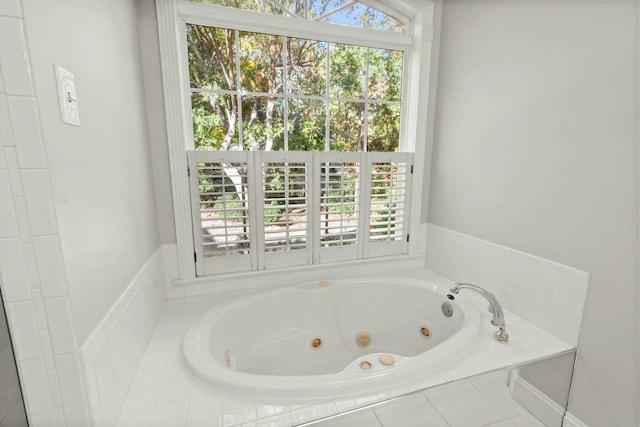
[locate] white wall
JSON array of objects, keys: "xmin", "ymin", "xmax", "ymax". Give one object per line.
[
  {"xmin": 428, "ymin": 1, "xmax": 638, "ymax": 426},
  {"xmin": 20, "ymin": 0, "xmax": 162, "ymax": 343},
  {"xmin": 136, "ymin": 0, "xmax": 176, "ymax": 246}
]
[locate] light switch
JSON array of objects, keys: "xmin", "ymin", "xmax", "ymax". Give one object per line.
[{"xmin": 55, "ymin": 65, "xmax": 80, "ymax": 126}]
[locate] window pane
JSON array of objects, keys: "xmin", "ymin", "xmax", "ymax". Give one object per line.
[
  {"xmin": 192, "ymin": 93, "xmax": 239, "ymax": 150},
  {"xmin": 240, "ymin": 31, "xmax": 284, "ymax": 94},
  {"xmin": 369, "ymin": 48, "xmax": 403, "ymax": 101},
  {"xmin": 319, "ymin": 3, "xmax": 404, "ymax": 32},
  {"xmin": 288, "ymin": 98, "xmax": 326, "ymax": 151},
  {"xmin": 187, "ymin": 25, "xmax": 236, "ymax": 90},
  {"xmin": 287, "ymin": 38, "xmax": 326, "ymax": 97},
  {"xmin": 263, "ymin": 162, "xmax": 308, "ymax": 252},
  {"xmin": 329, "ymin": 101, "xmax": 365, "ymax": 152},
  {"xmin": 367, "ymin": 103, "xmax": 400, "ymax": 152},
  {"xmin": 308, "ymin": 0, "xmax": 349, "ymax": 19},
  {"xmin": 288, "ymin": 0, "xmax": 306, "ymax": 17},
  {"xmin": 242, "ymin": 96, "xmax": 285, "ymax": 151},
  {"xmin": 329, "ymin": 43, "xmax": 366, "ymax": 99},
  {"xmin": 320, "ymin": 162, "xmax": 359, "ymax": 247}
]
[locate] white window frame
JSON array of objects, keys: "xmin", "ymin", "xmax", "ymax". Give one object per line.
[{"xmin": 156, "ymin": 0, "xmax": 438, "ymax": 282}]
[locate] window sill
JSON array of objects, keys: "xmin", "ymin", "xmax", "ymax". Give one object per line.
[{"xmin": 172, "ymin": 254, "xmax": 425, "ymax": 294}]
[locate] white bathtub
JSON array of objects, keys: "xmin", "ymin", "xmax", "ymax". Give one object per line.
[{"xmin": 182, "ymin": 277, "xmax": 484, "ymax": 400}]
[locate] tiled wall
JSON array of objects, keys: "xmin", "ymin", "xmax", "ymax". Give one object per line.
[
  {"xmin": 425, "ymin": 224, "xmax": 589, "ymax": 346},
  {"xmin": 81, "ymin": 247, "xmax": 166, "ymax": 427},
  {"xmin": 0, "ymin": 0, "xmax": 91, "ymax": 425}
]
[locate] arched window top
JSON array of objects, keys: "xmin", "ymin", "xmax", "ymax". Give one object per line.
[{"xmin": 189, "ymin": 0, "xmax": 411, "ymax": 32}]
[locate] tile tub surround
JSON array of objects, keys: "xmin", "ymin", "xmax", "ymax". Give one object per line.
[
  {"xmin": 81, "ymin": 247, "xmax": 166, "ymax": 427},
  {"xmin": 426, "ymin": 224, "xmax": 590, "ymax": 346},
  {"xmin": 116, "ymin": 267, "xmax": 574, "ymax": 427}
]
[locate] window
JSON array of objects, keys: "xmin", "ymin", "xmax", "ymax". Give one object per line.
[
  {"xmin": 187, "ymin": 25, "xmax": 403, "ymax": 152},
  {"xmin": 155, "ymin": 0, "xmax": 431, "ymax": 279}
]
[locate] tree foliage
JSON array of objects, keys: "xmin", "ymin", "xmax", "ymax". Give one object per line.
[
  {"xmin": 187, "ymin": 2, "xmax": 403, "ymax": 153},
  {"xmin": 188, "ymin": 1, "xmax": 406, "ymax": 255}
]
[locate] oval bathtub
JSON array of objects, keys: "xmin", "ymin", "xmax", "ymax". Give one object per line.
[{"xmin": 183, "ymin": 277, "xmax": 483, "ymax": 400}]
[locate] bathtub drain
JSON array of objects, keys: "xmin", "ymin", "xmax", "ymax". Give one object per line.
[{"xmin": 310, "ymin": 337, "xmax": 322, "ymax": 349}]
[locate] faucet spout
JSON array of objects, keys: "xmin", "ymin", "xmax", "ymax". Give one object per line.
[{"xmin": 449, "ymin": 283, "xmax": 509, "ymax": 342}]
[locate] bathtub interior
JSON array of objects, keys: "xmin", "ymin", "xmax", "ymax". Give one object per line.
[{"xmin": 206, "ymin": 280, "xmax": 465, "ymax": 376}]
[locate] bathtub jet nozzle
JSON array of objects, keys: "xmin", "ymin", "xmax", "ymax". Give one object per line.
[{"xmin": 449, "ymin": 283, "xmax": 509, "ymax": 343}]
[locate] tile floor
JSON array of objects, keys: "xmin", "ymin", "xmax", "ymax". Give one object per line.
[{"xmin": 115, "ymin": 297, "xmax": 555, "ymax": 427}]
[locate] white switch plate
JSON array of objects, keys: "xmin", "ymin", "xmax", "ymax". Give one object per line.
[{"xmin": 55, "ymin": 65, "xmax": 80, "ymax": 126}]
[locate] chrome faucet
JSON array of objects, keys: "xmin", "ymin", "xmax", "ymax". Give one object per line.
[{"xmin": 448, "ymin": 283, "xmax": 509, "ymax": 343}]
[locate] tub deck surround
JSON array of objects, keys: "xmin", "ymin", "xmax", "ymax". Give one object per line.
[{"xmin": 116, "ymin": 267, "xmax": 574, "ymax": 427}]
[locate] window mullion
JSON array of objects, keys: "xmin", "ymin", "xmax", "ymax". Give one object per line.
[
  {"xmin": 234, "ymin": 29, "xmax": 244, "ymax": 150},
  {"xmin": 325, "ymin": 44, "xmax": 330, "ymax": 152},
  {"xmin": 363, "ymin": 48, "xmax": 370, "ymax": 153},
  {"xmin": 283, "ymin": 36, "xmax": 289, "ymax": 151}
]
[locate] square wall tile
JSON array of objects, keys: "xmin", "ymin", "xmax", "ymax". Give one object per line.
[
  {"xmin": 53, "ymin": 408, "xmax": 66, "ymax": 427},
  {"xmin": 6, "ymin": 300, "xmax": 42, "ymax": 360},
  {"xmin": 46, "ymin": 368, "xmax": 63, "ymax": 407},
  {"xmin": 54, "ymin": 353, "xmax": 88, "ymax": 407},
  {"xmin": 81, "ymin": 351, "xmax": 104, "ymax": 427},
  {"xmin": 31, "ymin": 288, "xmax": 48, "ymax": 330},
  {"xmin": 39, "ymin": 331, "xmax": 55, "ymax": 370},
  {"xmin": 18, "ymin": 358, "xmax": 53, "ymax": 415},
  {"xmin": 20, "ymin": 169, "xmax": 58, "ymax": 236},
  {"xmin": 29, "ymin": 412, "xmax": 57, "ymax": 427},
  {"xmin": 64, "ymin": 405, "xmax": 92, "ymax": 427},
  {"xmin": 44, "ymin": 297, "xmax": 78, "ymax": 354},
  {"xmin": 3, "ymin": 148, "xmax": 21, "ymax": 196},
  {"xmin": 0, "ymin": 17, "xmax": 33, "ymax": 96},
  {"xmin": 0, "ymin": 170, "xmax": 19, "ymax": 237},
  {"xmin": 22, "ymin": 244, "xmax": 39, "ymax": 287},
  {"xmin": 0, "ymin": 237, "xmax": 31, "ymax": 301},
  {"xmin": 33, "ymin": 236, "xmax": 67, "ymax": 297},
  {"xmin": 13, "ymin": 197, "xmax": 32, "ymax": 244},
  {"xmin": 0, "ymin": 96, "xmax": 14, "ymax": 147},
  {"xmin": 0, "ymin": 0, "xmax": 22, "ymax": 18},
  {"xmin": 8, "ymin": 96, "xmax": 46, "ymax": 168},
  {"xmin": 0, "ymin": 143, "xmax": 5, "ymax": 167}
]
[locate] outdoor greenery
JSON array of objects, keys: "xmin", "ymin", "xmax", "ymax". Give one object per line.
[
  {"xmin": 187, "ymin": 0, "xmax": 406, "ymax": 255},
  {"xmin": 187, "ymin": 24, "xmax": 402, "ymax": 152}
]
